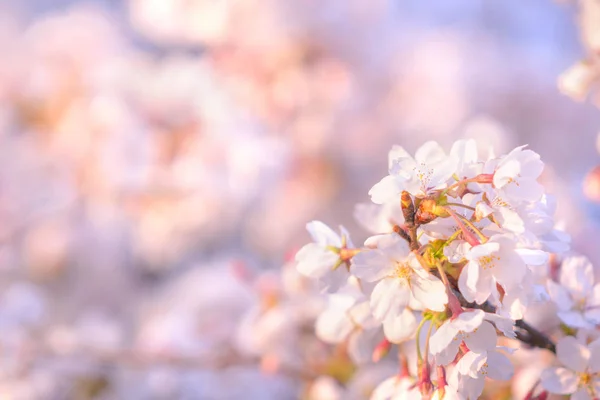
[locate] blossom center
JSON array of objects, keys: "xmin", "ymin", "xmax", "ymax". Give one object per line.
[
  {"xmin": 478, "ymin": 254, "xmax": 500, "ymax": 270},
  {"xmin": 413, "ymin": 162, "xmax": 434, "ymax": 189},
  {"xmin": 394, "ymin": 262, "xmax": 412, "ymax": 281},
  {"xmin": 492, "ymin": 196, "xmax": 509, "ymax": 208},
  {"xmin": 479, "ymin": 361, "xmax": 489, "ymax": 376},
  {"xmin": 578, "ymin": 372, "xmax": 596, "ymax": 389},
  {"xmin": 506, "ymin": 174, "xmax": 522, "ymax": 187},
  {"xmin": 455, "ymin": 327, "xmax": 478, "ymax": 342}
]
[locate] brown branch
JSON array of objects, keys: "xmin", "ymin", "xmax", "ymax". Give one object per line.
[{"xmin": 454, "ymin": 291, "xmax": 556, "ymax": 353}]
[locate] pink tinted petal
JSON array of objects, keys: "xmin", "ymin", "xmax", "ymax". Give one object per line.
[
  {"xmin": 494, "ymin": 159, "xmax": 520, "ymax": 188},
  {"xmin": 494, "ymin": 251, "xmax": 526, "ymax": 291},
  {"xmin": 558, "ymin": 311, "xmax": 593, "ymax": 329},
  {"xmin": 496, "ymin": 207, "xmax": 524, "ymax": 233},
  {"xmin": 458, "ymin": 261, "xmax": 477, "ymax": 303},
  {"xmin": 369, "ymin": 175, "xmax": 402, "ymax": 204},
  {"xmin": 457, "ymin": 351, "xmax": 487, "ymax": 379},
  {"xmin": 460, "ymin": 375, "xmax": 486, "ymax": 400},
  {"xmin": 415, "ymin": 141, "xmax": 446, "ymax": 164},
  {"xmin": 452, "ymin": 310, "xmax": 485, "ymax": 332},
  {"xmin": 584, "ymin": 308, "xmax": 600, "ymax": 325},
  {"xmin": 411, "ymin": 274, "xmax": 448, "ymax": 312},
  {"xmin": 557, "ymin": 336, "xmax": 590, "ymax": 372},
  {"xmin": 587, "ymin": 284, "xmax": 600, "ymax": 307},
  {"xmin": 385, "ymin": 238, "xmax": 412, "ymax": 261},
  {"xmin": 486, "ymin": 351, "xmax": 514, "ymax": 381},
  {"xmin": 429, "ymin": 322, "xmax": 459, "ymax": 357},
  {"xmin": 434, "ymin": 338, "xmax": 461, "ymax": 366},
  {"xmin": 503, "ymin": 180, "xmax": 544, "ymax": 202},
  {"xmin": 467, "ymin": 242, "xmax": 500, "ymax": 260},
  {"xmin": 339, "ymin": 225, "xmax": 354, "ymax": 248},
  {"xmin": 383, "ymin": 308, "xmax": 417, "ymax": 343},
  {"xmin": 388, "ymin": 145, "xmax": 410, "ymax": 168},
  {"xmin": 370, "ymin": 278, "xmax": 410, "ymax": 322},
  {"xmin": 484, "ymin": 313, "xmax": 516, "ymax": 338},
  {"xmin": 560, "ymin": 256, "xmax": 595, "ymax": 296},
  {"xmin": 588, "ymin": 339, "xmax": 600, "ymax": 373},
  {"xmin": 464, "ymin": 321, "xmax": 497, "ymax": 353},
  {"xmin": 315, "ymin": 305, "xmax": 354, "ymax": 343},
  {"xmin": 540, "ymin": 367, "xmax": 578, "ymax": 394},
  {"xmin": 347, "ymin": 328, "xmax": 380, "ymax": 365},
  {"xmin": 295, "ymin": 243, "xmax": 338, "ymax": 278},
  {"xmin": 319, "ymin": 265, "xmax": 349, "ymax": 293},
  {"xmin": 515, "ymin": 248, "xmax": 548, "ymax": 266},
  {"xmin": 593, "ymin": 377, "xmax": 600, "ymax": 397},
  {"xmin": 571, "ymin": 388, "xmax": 592, "ymax": 400},
  {"xmin": 547, "ymin": 280, "xmax": 574, "ymax": 311},
  {"xmin": 351, "ymin": 250, "xmax": 393, "ymax": 282},
  {"xmin": 306, "ymin": 221, "xmax": 341, "ymax": 246}
]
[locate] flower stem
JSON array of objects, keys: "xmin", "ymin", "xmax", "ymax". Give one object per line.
[
  {"xmin": 444, "ymin": 202, "xmax": 476, "ymax": 211},
  {"xmin": 415, "ymin": 317, "xmax": 428, "ymax": 362}
]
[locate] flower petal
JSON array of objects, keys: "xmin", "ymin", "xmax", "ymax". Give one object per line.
[
  {"xmin": 434, "ymin": 338, "xmax": 461, "ymax": 366},
  {"xmin": 571, "ymin": 387, "xmax": 593, "ymax": 400},
  {"xmin": 515, "ymin": 248, "xmax": 548, "ymax": 266},
  {"xmin": 369, "ymin": 175, "xmax": 402, "ymax": 204},
  {"xmin": 306, "ymin": 221, "xmax": 341, "ymax": 246},
  {"xmin": 558, "ymin": 311, "xmax": 593, "ymax": 329},
  {"xmin": 556, "ymin": 336, "xmax": 590, "ymax": 372},
  {"xmin": 370, "ymin": 278, "xmax": 410, "ymax": 322},
  {"xmin": 383, "ymin": 308, "xmax": 417, "ymax": 343},
  {"xmin": 452, "ymin": 310, "xmax": 485, "ymax": 332},
  {"xmin": 411, "ymin": 274, "xmax": 447, "ymax": 312},
  {"xmin": 588, "ymin": 338, "xmax": 600, "ymax": 373},
  {"xmin": 540, "ymin": 367, "xmax": 578, "ymax": 394},
  {"xmin": 429, "ymin": 321, "xmax": 460, "ymax": 357},
  {"xmin": 295, "ymin": 243, "xmax": 338, "ymax": 278},
  {"xmin": 464, "ymin": 321, "xmax": 497, "ymax": 353},
  {"xmin": 560, "ymin": 256, "xmax": 594, "ymax": 296},
  {"xmin": 484, "ymin": 350, "xmax": 513, "ymax": 381},
  {"xmin": 351, "ymin": 249, "xmax": 393, "ymax": 282},
  {"xmin": 547, "ymin": 280, "xmax": 574, "ymax": 312}
]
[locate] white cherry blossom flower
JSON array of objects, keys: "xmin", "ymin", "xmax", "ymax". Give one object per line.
[
  {"xmin": 489, "ymin": 145, "xmax": 545, "ymax": 203},
  {"xmin": 369, "ymin": 141, "xmax": 458, "ymax": 202},
  {"xmin": 354, "ymin": 200, "xmax": 405, "ymax": 235},
  {"xmin": 351, "ymin": 234, "xmax": 447, "ymax": 343},
  {"xmin": 472, "ymin": 188, "xmax": 525, "ymax": 234},
  {"xmin": 370, "ymin": 374, "xmax": 420, "ymax": 400},
  {"xmin": 547, "ymin": 255, "xmax": 600, "ymax": 329},
  {"xmin": 315, "ymin": 283, "xmax": 383, "ymax": 360},
  {"xmin": 432, "ymin": 383, "xmax": 464, "ymax": 400},
  {"xmin": 315, "ymin": 291, "xmax": 372, "ymax": 344},
  {"xmin": 392, "ymin": 141, "xmax": 458, "ymax": 198},
  {"xmin": 541, "ymin": 336, "xmax": 600, "ymax": 399},
  {"xmin": 429, "ymin": 310, "xmax": 498, "ymax": 365},
  {"xmin": 450, "ymin": 139, "xmax": 480, "ymax": 181},
  {"xmin": 295, "ymin": 221, "xmax": 355, "ymax": 293},
  {"xmin": 451, "ymin": 348, "xmax": 514, "ymax": 399},
  {"xmin": 458, "ymin": 234, "xmax": 548, "ymax": 304}
]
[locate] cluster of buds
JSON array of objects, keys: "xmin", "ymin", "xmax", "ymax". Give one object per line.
[{"xmin": 295, "ymin": 140, "xmax": 600, "ymax": 399}]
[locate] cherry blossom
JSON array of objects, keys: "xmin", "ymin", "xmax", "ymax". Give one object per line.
[
  {"xmin": 547, "ymin": 256, "xmax": 600, "ymax": 329},
  {"xmin": 458, "ymin": 234, "xmax": 548, "ymax": 305},
  {"xmin": 295, "ymin": 221, "xmax": 355, "ymax": 292},
  {"xmin": 451, "ymin": 348, "xmax": 514, "ymax": 399},
  {"xmin": 488, "ymin": 145, "xmax": 545, "ymax": 203},
  {"xmin": 351, "ymin": 234, "xmax": 447, "ymax": 342},
  {"xmin": 429, "ymin": 310, "xmax": 499, "ymax": 365},
  {"xmin": 541, "ymin": 336, "xmax": 600, "ymax": 399},
  {"xmin": 369, "ymin": 141, "xmax": 458, "ymax": 203}
]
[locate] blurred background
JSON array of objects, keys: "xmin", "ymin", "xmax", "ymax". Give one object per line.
[{"xmin": 0, "ymin": 0, "xmax": 598, "ymax": 399}]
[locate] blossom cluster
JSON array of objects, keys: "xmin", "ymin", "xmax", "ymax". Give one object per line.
[{"xmin": 296, "ymin": 139, "xmax": 600, "ymax": 399}]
